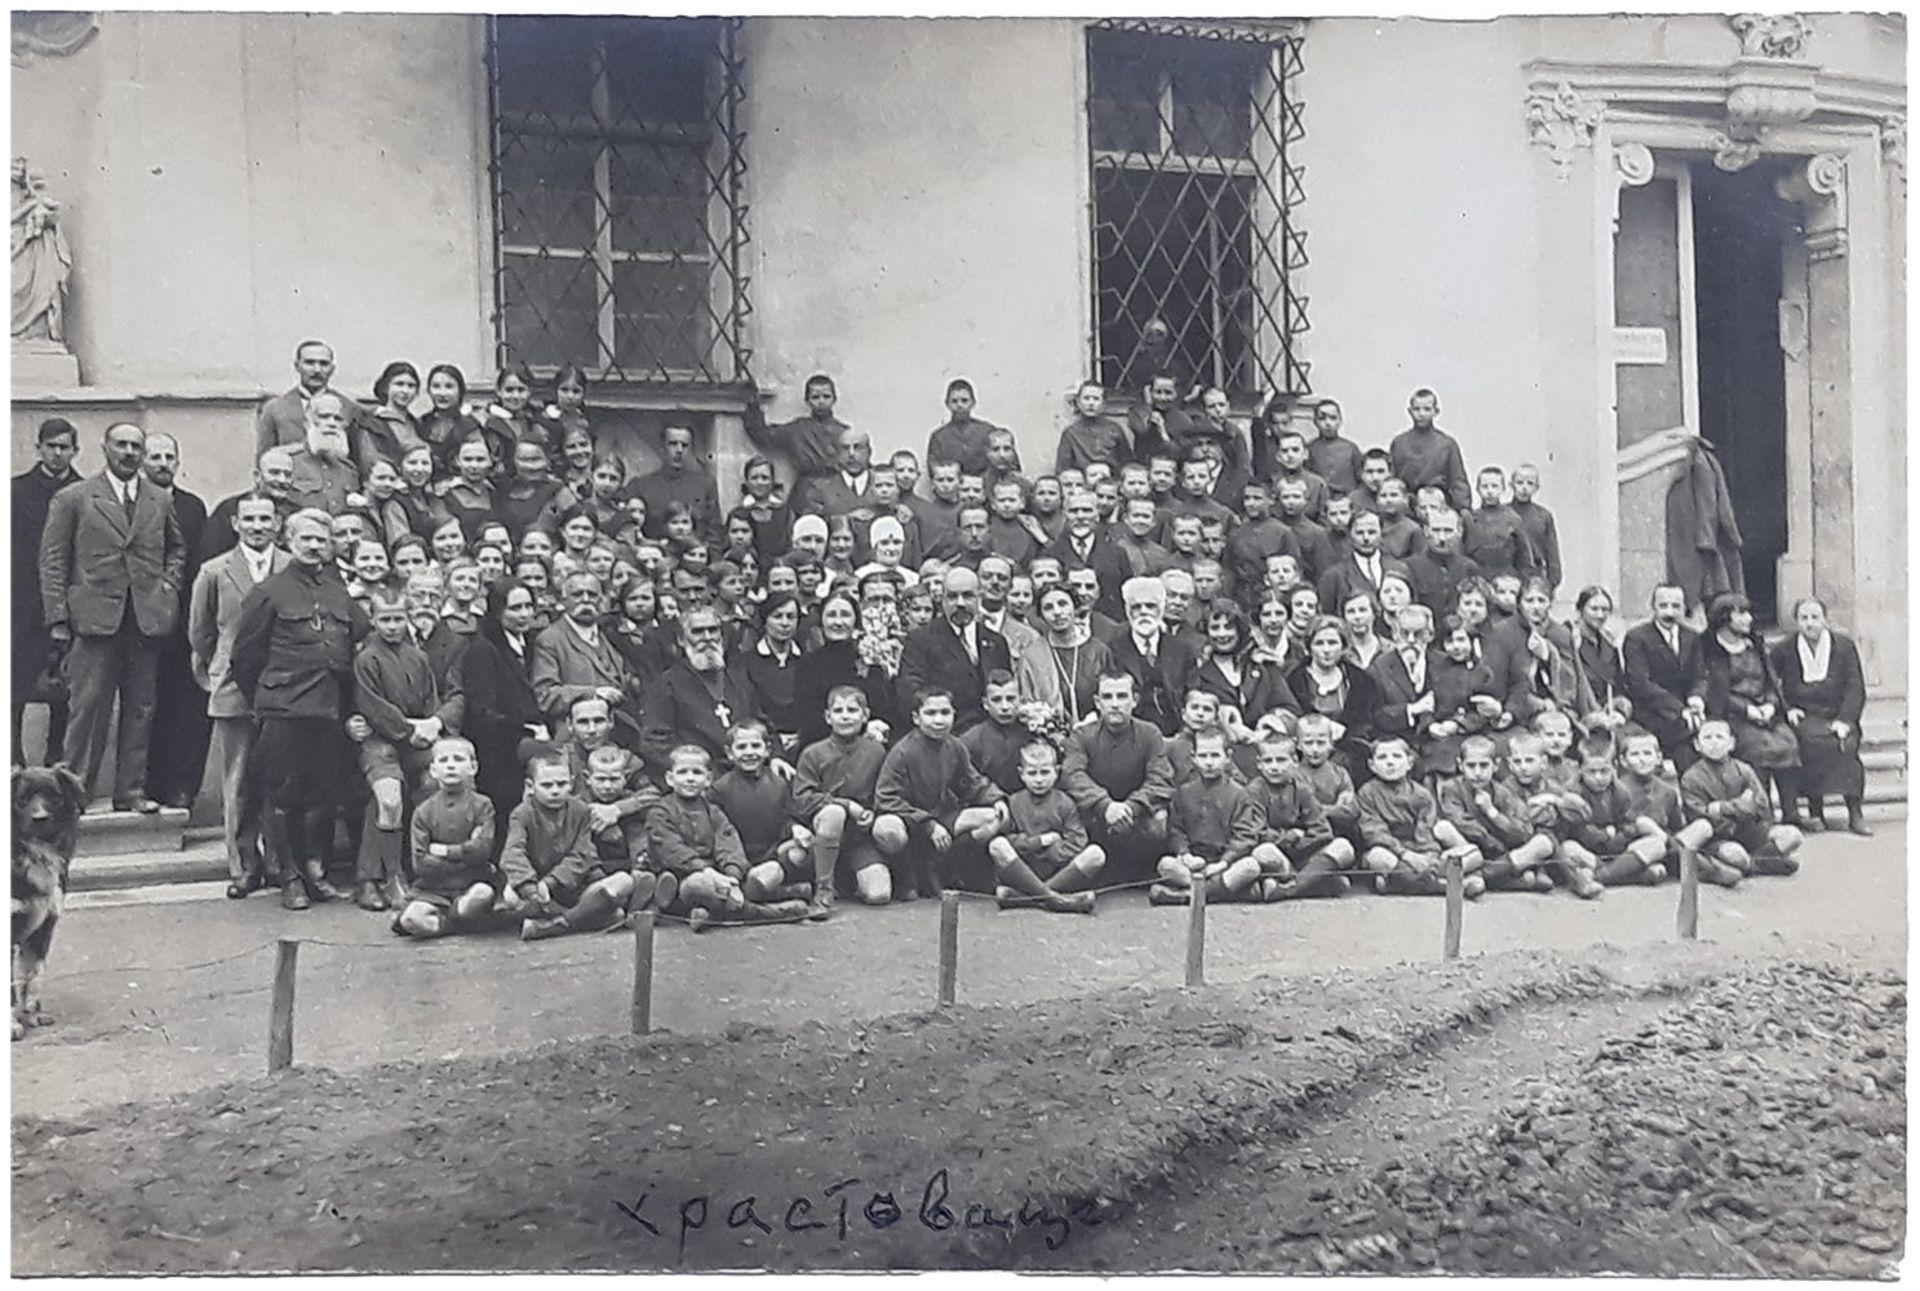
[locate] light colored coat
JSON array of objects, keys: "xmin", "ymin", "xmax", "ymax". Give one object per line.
[
  {"xmin": 529, "ymin": 617, "xmax": 631, "ymax": 724},
  {"xmin": 39, "ymin": 471, "xmax": 186, "ymax": 638},
  {"xmin": 188, "ymin": 544, "xmax": 290, "ymax": 718}
]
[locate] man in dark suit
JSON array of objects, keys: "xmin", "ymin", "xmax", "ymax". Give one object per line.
[
  {"xmin": 1403, "ymin": 506, "xmax": 1481, "ymax": 619},
  {"xmin": 630, "ymin": 424, "xmax": 721, "ymax": 540},
  {"xmin": 803, "ymin": 428, "xmax": 878, "ymax": 521},
  {"xmin": 1622, "ymin": 583, "xmax": 1702, "ymax": 767},
  {"xmin": 1105, "ymin": 575, "xmax": 1201, "ymax": 737},
  {"xmin": 1047, "ymin": 487, "xmax": 1131, "ymax": 621},
  {"xmin": 38, "ymin": 423, "xmax": 186, "ymax": 811},
  {"xmin": 12, "ymin": 417, "xmax": 81, "ymax": 764},
  {"xmin": 898, "ymin": 567, "xmax": 1010, "ymax": 732},
  {"xmin": 638, "ymin": 606, "xmax": 761, "ymax": 777},
  {"xmin": 141, "ymin": 433, "xmax": 213, "ymax": 809},
  {"xmin": 198, "ymin": 446, "xmax": 299, "ymax": 566},
  {"xmin": 1315, "ymin": 510, "xmax": 1412, "ymax": 617}
]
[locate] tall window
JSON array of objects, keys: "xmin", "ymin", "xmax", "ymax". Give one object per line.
[
  {"xmin": 488, "ymin": 16, "xmax": 750, "ymax": 387},
  {"xmin": 1087, "ymin": 23, "xmax": 1308, "ymax": 400}
]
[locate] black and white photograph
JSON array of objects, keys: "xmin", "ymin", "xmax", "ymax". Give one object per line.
[{"xmin": 7, "ymin": 5, "xmax": 1908, "ymax": 1275}]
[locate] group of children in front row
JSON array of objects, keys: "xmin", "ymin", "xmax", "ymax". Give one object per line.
[{"xmin": 383, "ymin": 656, "xmax": 1799, "ymax": 942}]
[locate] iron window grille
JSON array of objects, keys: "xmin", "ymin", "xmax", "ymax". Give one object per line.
[
  {"xmin": 1087, "ymin": 22, "xmax": 1309, "ymax": 403},
  {"xmin": 487, "ymin": 15, "xmax": 752, "ymax": 389}
]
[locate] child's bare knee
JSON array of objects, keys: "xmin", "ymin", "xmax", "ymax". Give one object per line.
[
  {"xmin": 813, "ymin": 804, "xmax": 847, "ymax": 840},
  {"xmin": 1327, "ymin": 838, "xmax": 1356, "ymax": 866},
  {"xmin": 399, "ymin": 902, "xmax": 446, "ymax": 938},
  {"xmin": 1074, "ymin": 845, "xmax": 1106, "ymax": 875},
  {"xmin": 373, "ymin": 781, "xmax": 405, "ymax": 830},
  {"xmin": 854, "ymin": 863, "xmax": 892, "ymax": 905},
  {"xmin": 871, "ymin": 815, "xmax": 908, "ymax": 854},
  {"xmin": 987, "ymin": 836, "xmax": 1017, "ymax": 868},
  {"xmin": 743, "ymin": 862, "xmax": 785, "ymax": 901}
]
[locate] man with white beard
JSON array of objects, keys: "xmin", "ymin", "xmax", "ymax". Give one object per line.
[
  {"xmin": 285, "ymin": 391, "xmax": 361, "ymax": 513},
  {"xmin": 638, "ymin": 605, "xmax": 762, "ymax": 778}
]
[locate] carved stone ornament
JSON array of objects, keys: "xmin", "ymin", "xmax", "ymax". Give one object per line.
[
  {"xmin": 1525, "ymin": 82, "xmax": 1603, "ymax": 182},
  {"xmin": 1729, "ymin": 13, "xmax": 1812, "ymax": 59},
  {"xmin": 1613, "ymin": 142, "xmax": 1656, "ymax": 188},
  {"xmin": 11, "ymin": 12, "xmax": 98, "ymax": 67},
  {"xmin": 1884, "ymin": 115, "xmax": 1907, "ymax": 178},
  {"xmin": 1710, "ymin": 132, "xmax": 1768, "ymax": 172}
]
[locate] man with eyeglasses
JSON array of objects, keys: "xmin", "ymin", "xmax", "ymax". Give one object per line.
[
  {"xmin": 638, "ymin": 605, "xmax": 762, "ymax": 778},
  {"xmin": 530, "ymin": 572, "xmax": 635, "ymax": 749}
]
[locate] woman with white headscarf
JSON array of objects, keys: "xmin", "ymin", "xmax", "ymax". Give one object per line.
[
  {"xmin": 1770, "ymin": 596, "xmax": 1871, "ymax": 836},
  {"xmin": 853, "ymin": 515, "xmax": 920, "ymax": 588}
]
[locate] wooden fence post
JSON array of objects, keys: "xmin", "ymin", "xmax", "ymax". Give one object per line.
[
  {"xmin": 938, "ymin": 892, "xmax": 960, "ymax": 1007},
  {"xmin": 1443, "ymin": 855, "xmax": 1464, "ymax": 961},
  {"xmin": 1677, "ymin": 847, "xmax": 1700, "ymax": 941},
  {"xmin": 267, "ymin": 939, "xmax": 299, "ymax": 1075},
  {"xmin": 1185, "ymin": 879, "xmax": 1207, "ymax": 988},
  {"xmin": 631, "ymin": 912, "xmax": 656, "ymax": 1035}
]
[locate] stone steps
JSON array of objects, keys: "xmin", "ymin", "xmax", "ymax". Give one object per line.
[
  {"xmin": 67, "ymin": 840, "xmax": 228, "ymax": 893},
  {"xmin": 73, "ymin": 805, "xmax": 189, "ymax": 859}
]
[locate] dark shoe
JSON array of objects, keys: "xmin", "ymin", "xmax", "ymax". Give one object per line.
[
  {"xmin": 161, "ymin": 791, "xmax": 196, "ymax": 810},
  {"xmin": 807, "ymin": 885, "xmax": 837, "ymax": 922},
  {"xmin": 354, "ymin": 881, "xmax": 390, "ymax": 912},
  {"xmin": 1848, "ymin": 810, "xmax": 1874, "ymax": 837},
  {"xmin": 1751, "ymin": 853, "xmax": 1801, "ymax": 877},
  {"xmin": 1045, "ymin": 891, "xmax": 1096, "ymax": 915},
  {"xmin": 1147, "ymin": 883, "xmax": 1190, "ymax": 906},
  {"xmin": 113, "ymin": 796, "xmax": 162, "ymax": 815},
  {"xmin": 520, "ymin": 916, "xmax": 568, "ymax": 941},
  {"xmin": 303, "ymin": 863, "xmax": 343, "ymax": 903},
  {"xmin": 384, "ymin": 875, "xmax": 409, "ymax": 909},
  {"xmin": 281, "ymin": 879, "xmax": 312, "ymax": 911}
]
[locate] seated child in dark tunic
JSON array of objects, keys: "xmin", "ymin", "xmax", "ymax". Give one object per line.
[
  {"xmin": 395, "ymin": 737, "xmax": 500, "ymax": 939},
  {"xmin": 985, "ymin": 742, "xmax": 1106, "ymax": 914},
  {"xmin": 1151, "ymin": 729, "xmax": 1266, "ymax": 905},
  {"xmin": 1679, "ymin": 719, "xmax": 1803, "ymax": 880}
]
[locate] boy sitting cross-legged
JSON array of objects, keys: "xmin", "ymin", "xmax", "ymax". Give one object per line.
[
  {"xmin": 790, "ymin": 685, "xmax": 893, "ymax": 914},
  {"xmin": 985, "ymin": 741, "xmax": 1106, "ymax": 914},
  {"xmin": 1619, "ymin": 729, "xmax": 1732, "ymax": 886},
  {"xmin": 1679, "ymin": 718, "xmax": 1803, "ymax": 881},
  {"xmin": 1150, "ymin": 729, "xmax": 1266, "ymax": 905},
  {"xmin": 510, "ymin": 751, "xmax": 642, "ymax": 941},
  {"xmin": 1245, "ymin": 734, "xmax": 1355, "ymax": 901},
  {"xmin": 1436, "ymin": 735, "xmax": 1555, "ymax": 892},
  {"xmin": 1294, "ymin": 713, "xmax": 1362, "ymax": 853},
  {"xmin": 647, "ymin": 744, "xmax": 808, "ymax": 931},
  {"xmin": 713, "ymin": 720, "xmax": 817, "ymax": 910},
  {"xmin": 1561, "ymin": 733, "xmax": 1670, "ymax": 887},
  {"xmin": 394, "ymin": 737, "xmax": 500, "ymax": 939},
  {"xmin": 582, "ymin": 743, "xmax": 677, "ymax": 917},
  {"xmin": 1357, "ymin": 737, "xmax": 1486, "ymax": 898},
  {"xmin": 874, "ymin": 687, "xmax": 1008, "ymax": 899},
  {"xmin": 1502, "ymin": 731, "xmax": 1604, "ymax": 899}
]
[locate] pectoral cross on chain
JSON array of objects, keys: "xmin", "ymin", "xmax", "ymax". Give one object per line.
[{"xmin": 714, "ymin": 701, "xmax": 733, "ymax": 728}]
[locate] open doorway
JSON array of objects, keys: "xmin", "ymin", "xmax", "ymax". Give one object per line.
[{"xmin": 1689, "ymin": 159, "xmax": 1798, "ymax": 624}]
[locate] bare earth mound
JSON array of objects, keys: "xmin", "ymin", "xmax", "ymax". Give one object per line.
[{"xmin": 10, "ymin": 944, "xmax": 1904, "ymax": 1275}]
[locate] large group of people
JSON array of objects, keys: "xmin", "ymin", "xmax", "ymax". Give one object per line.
[{"xmin": 17, "ymin": 338, "xmax": 1874, "ymax": 941}]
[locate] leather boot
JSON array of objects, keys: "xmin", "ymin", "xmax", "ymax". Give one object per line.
[
  {"xmin": 1846, "ymin": 798, "xmax": 1873, "ymax": 837},
  {"xmin": 1801, "ymin": 795, "xmax": 1827, "ymax": 832},
  {"xmin": 303, "ymin": 860, "xmax": 344, "ymax": 903},
  {"xmin": 355, "ymin": 880, "xmax": 390, "ymax": 912}
]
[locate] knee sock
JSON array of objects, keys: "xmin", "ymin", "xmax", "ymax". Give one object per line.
[
  {"xmin": 1291, "ymin": 851, "xmax": 1347, "ymax": 898},
  {"xmin": 1594, "ymin": 854, "xmax": 1644, "ymax": 887},
  {"xmin": 812, "ymin": 830, "xmax": 842, "ymax": 890},
  {"xmin": 562, "ymin": 886, "xmax": 622, "ymax": 931},
  {"xmin": 1773, "ymin": 769, "xmax": 1803, "ymax": 820}
]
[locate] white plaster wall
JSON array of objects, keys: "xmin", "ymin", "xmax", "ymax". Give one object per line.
[
  {"xmin": 739, "ymin": 17, "xmax": 1091, "ymax": 472},
  {"xmin": 1293, "ymin": 20, "xmax": 1555, "ymax": 508},
  {"xmin": 11, "ymin": 12, "xmax": 492, "ymax": 400}
]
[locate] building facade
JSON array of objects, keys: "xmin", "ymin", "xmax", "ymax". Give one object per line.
[{"xmin": 10, "ymin": 11, "xmax": 1906, "ymax": 697}]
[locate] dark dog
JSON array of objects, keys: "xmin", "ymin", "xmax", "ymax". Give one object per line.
[{"xmin": 13, "ymin": 764, "xmax": 84, "ymax": 1040}]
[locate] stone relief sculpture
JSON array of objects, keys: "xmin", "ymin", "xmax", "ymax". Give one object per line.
[
  {"xmin": 13, "ymin": 157, "xmax": 73, "ymax": 345},
  {"xmin": 11, "ymin": 11, "xmax": 99, "ymax": 66}
]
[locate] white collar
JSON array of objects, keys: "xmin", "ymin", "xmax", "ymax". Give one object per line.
[
  {"xmin": 1797, "ymin": 631, "xmax": 1832, "ymax": 684},
  {"xmin": 565, "ymin": 616, "xmax": 601, "ymax": 647},
  {"xmin": 1132, "ymin": 629, "xmax": 1161, "ymax": 655},
  {"xmin": 758, "ymin": 636, "xmax": 799, "ymax": 662}
]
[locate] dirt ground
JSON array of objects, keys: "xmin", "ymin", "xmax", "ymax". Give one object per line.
[{"xmin": 10, "ymin": 942, "xmax": 1904, "ymax": 1275}]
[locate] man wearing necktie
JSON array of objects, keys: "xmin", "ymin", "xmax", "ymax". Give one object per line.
[
  {"xmin": 38, "ymin": 423, "xmax": 186, "ymax": 812},
  {"xmin": 898, "ymin": 567, "xmax": 1010, "ymax": 732},
  {"xmin": 1315, "ymin": 511, "xmax": 1410, "ymax": 620},
  {"xmin": 1622, "ymin": 583, "xmax": 1703, "ymax": 768}
]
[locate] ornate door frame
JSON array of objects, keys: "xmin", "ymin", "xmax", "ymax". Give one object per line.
[{"xmin": 1524, "ymin": 26, "xmax": 1904, "ymax": 687}]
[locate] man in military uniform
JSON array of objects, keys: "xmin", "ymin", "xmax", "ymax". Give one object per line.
[{"xmin": 229, "ymin": 508, "xmax": 370, "ymax": 910}]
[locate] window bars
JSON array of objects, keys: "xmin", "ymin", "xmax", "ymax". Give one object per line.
[
  {"xmin": 488, "ymin": 15, "xmax": 752, "ymax": 388},
  {"xmin": 1087, "ymin": 22, "xmax": 1309, "ymax": 401}
]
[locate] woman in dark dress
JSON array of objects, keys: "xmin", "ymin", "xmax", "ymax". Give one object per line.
[
  {"xmin": 459, "ymin": 578, "xmax": 547, "ymax": 851},
  {"xmin": 1690, "ymin": 591, "xmax": 1804, "ymax": 825},
  {"xmin": 1286, "ymin": 617, "xmax": 1380, "ymax": 781},
  {"xmin": 794, "ymin": 592, "xmax": 889, "ymax": 747},
  {"xmin": 1569, "ymin": 583, "xmax": 1633, "ymax": 738},
  {"xmin": 1772, "ymin": 596, "xmax": 1871, "ymax": 836},
  {"xmin": 735, "ymin": 593, "xmax": 806, "ymax": 757}
]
